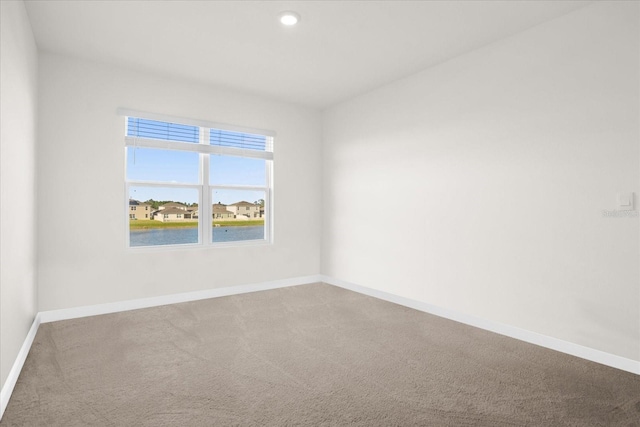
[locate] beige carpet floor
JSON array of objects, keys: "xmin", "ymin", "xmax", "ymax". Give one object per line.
[{"xmin": 2, "ymin": 283, "xmax": 639, "ymax": 426}]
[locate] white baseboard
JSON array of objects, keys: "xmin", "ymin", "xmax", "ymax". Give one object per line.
[
  {"xmin": 40, "ymin": 275, "xmax": 323, "ymax": 323},
  {"xmin": 2, "ymin": 273, "xmax": 636, "ymax": 422},
  {"xmin": 0, "ymin": 313, "xmax": 41, "ymax": 420},
  {"xmin": 320, "ymin": 275, "xmax": 640, "ymax": 376}
]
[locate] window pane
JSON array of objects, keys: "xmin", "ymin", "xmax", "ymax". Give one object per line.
[
  {"xmin": 129, "ymin": 187, "xmax": 199, "ymax": 247},
  {"xmin": 127, "ymin": 147, "xmax": 199, "ymax": 184},
  {"xmin": 209, "ymin": 155, "xmax": 266, "ymax": 186},
  {"xmin": 128, "ymin": 117, "xmax": 199, "ymax": 143},
  {"xmin": 212, "ymin": 189, "xmax": 265, "ymax": 243},
  {"xmin": 210, "ymin": 129, "xmax": 270, "ymax": 151}
]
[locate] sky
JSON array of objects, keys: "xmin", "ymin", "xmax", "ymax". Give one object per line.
[
  {"xmin": 127, "ymin": 148, "xmax": 266, "ymax": 205},
  {"xmin": 126, "ymin": 118, "xmax": 268, "ymax": 206}
]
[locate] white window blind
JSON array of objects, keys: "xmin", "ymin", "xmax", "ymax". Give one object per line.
[{"xmin": 119, "ymin": 109, "xmax": 275, "ymax": 160}]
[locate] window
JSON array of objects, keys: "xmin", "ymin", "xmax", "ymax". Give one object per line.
[{"xmin": 122, "ymin": 110, "xmax": 274, "ymax": 248}]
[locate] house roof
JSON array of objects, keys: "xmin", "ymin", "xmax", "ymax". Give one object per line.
[
  {"xmin": 229, "ymin": 201, "xmax": 256, "ymax": 207},
  {"xmin": 213, "ymin": 204, "xmax": 232, "ymax": 212},
  {"xmin": 156, "ymin": 207, "xmax": 190, "ymax": 215},
  {"xmin": 160, "ymin": 202, "xmax": 187, "ymax": 208},
  {"xmin": 129, "ymin": 199, "xmax": 150, "ymax": 206}
]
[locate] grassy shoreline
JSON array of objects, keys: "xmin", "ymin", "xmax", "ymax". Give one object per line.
[{"xmin": 130, "ymin": 219, "xmax": 264, "ymax": 229}]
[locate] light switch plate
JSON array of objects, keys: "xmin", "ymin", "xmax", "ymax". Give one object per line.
[{"xmin": 617, "ymin": 192, "xmax": 634, "ymax": 210}]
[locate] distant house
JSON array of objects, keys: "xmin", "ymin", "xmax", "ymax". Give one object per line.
[
  {"xmin": 154, "ymin": 207, "xmax": 194, "ymax": 222},
  {"xmin": 226, "ymin": 201, "xmax": 260, "ymax": 218},
  {"xmin": 212, "ymin": 203, "xmax": 234, "ymax": 219},
  {"xmin": 158, "ymin": 202, "xmax": 188, "ymax": 211},
  {"xmin": 187, "ymin": 206, "xmax": 199, "ymax": 219},
  {"xmin": 129, "ymin": 199, "xmax": 151, "ymax": 220}
]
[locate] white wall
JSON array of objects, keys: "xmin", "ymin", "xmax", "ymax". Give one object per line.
[
  {"xmin": 0, "ymin": 0, "xmax": 39, "ymax": 389},
  {"xmin": 37, "ymin": 53, "xmax": 322, "ymax": 311},
  {"xmin": 322, "ymin": 2, "xmax": 639, "ymax": 362}
]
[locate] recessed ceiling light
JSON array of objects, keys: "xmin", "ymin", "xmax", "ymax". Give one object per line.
[{"xmin": 278, "ymin": 11, "xmax": 300, "ymax": 26}]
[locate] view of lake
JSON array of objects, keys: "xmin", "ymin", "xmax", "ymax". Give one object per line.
[{"xmin": 130, "ymin": 226, "xmax": 264, "ymax": 247}]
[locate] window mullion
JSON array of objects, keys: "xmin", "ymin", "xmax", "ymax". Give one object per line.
[
  {"xmin": 201, "ymin": 128, "xmax": 211, "ymax": 246},
  {"xmin": 266, "ymin": 159, "xmax": 273, "ymax": 243},
  {"xmin": 125, "ymin": 182, "xmax": 131, "ymax": 247},
  {"xmin": 209, "ymin": 185, "xmax": 268, "ymax": 192},
  {"xmin": 124, "ymin": 136, "xmax": 273, "ymax": 160},
  {"xmin": 125, "ymin": 181, "xmax": 201, "ymax": 189}
]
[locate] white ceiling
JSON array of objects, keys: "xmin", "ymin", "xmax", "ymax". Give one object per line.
[{"xmin": 24, "ymin": 0, "xmax": 590, "ymax": 109}]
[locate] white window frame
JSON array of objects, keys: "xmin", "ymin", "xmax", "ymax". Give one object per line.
[{"xmin": 121, "ymin": 109, "xmax": 274, "ymax": 250}]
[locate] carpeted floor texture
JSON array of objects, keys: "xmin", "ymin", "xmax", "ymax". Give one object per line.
[{"xmin": 2, "ymin": 283, "xmax": 639, "ymax": 426}]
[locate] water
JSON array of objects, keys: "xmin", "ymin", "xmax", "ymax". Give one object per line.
[{"xmin": 130, "ymin": 226, "xmax": 264, "ymax": 247}]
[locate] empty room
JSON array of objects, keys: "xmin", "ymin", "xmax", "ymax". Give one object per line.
[{"xmin": 1, "ymin": 0, "xmax": 639, "ymax": 425}]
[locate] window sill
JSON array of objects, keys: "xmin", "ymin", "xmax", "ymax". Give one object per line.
[{"xmin": 126, "ymin": 239, "xmax": 272, "ymax": 253}]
